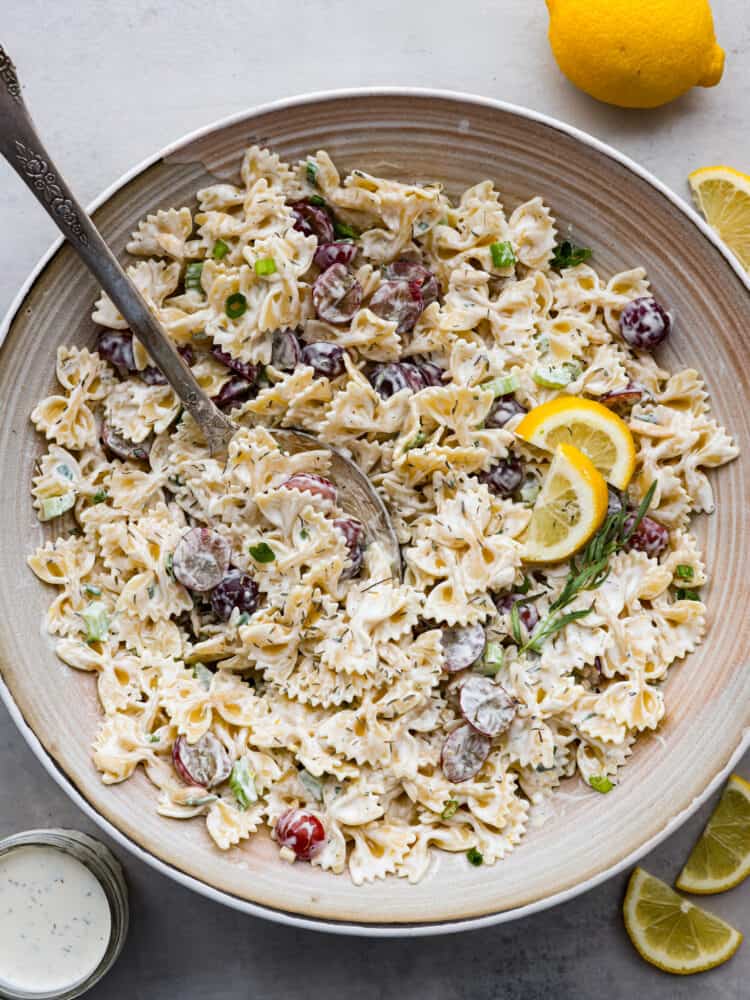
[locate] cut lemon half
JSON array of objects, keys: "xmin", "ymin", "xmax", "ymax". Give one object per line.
[
  {"xmin": 623, "ymin": 868, "xmax": 743, "ymax": 975},
  {"xmin": 689, "ymin": 166, "xmax": 750, "ymax": 270},
  {"xmin": 521, "ymin": 442, "xmax": 608, "ymax": 563},
  {"xmin": 515, "ymin": 395, "xmax": 636, "ymax": 490},
  {"xmin": 676, "ymin": 774, "xmax": 750, "ymax": 895}
]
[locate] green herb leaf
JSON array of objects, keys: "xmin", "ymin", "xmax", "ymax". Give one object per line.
[
  {"xmin": 403, "ymin": 431, "xmax": 426, "ymax": 452},
  {"xmin": 308, "ymin": 194, "xmax": 326, "ymax": 207},
  {"xmin": 441, "ymin": 799, "xmax": 460, "ymax": 820},
  {"xmin": 333, "ymin": 219, "xmax": 359, "ymax": 240},
  {"xmin": 254, "ymin": 257, "xmax": 277, "ymax": 276},
  {"xmin": 589, "ymin": 775, "xmax": 614, "ymax": 794},
  {"xmin": 306, "ymin": 161, "xmax": 319, "ymax": 186},
  {"xmin": 510, "ymin": 601, "xmax": 523, "ymax": 646},
  {"xmin": 490, "ymin": 240, "xmax": 516, "ymax": 269},
  {"xmin": 516, "ymin": 575, "xmax": 532, "ymax": 595},
  {"xmin": 212, "ymin": 239, "xmax": 230, "ymax": 260},
  {"xmin": 229, "ymin": 757, "xmax": 258, "ymax": 810},
  {"xmin": 675, "ymin": 563, "xmax": 694, "ymax": 580},
  {"xmin": 522, "ymin": 608, "xmax": 592, "ymax": 654},
  {"xmin": 165, "ymin": 552, "xmax": 174, "ymax": 579},
  {"xmin": 551, "ymin": 240, "xmax": 593, "ymax": 270},
  {"xmin": 39, "ymin": 493, "xmax": 76, "ymax": 521},
  {"xmin": 81, "ymin": 601, "xmax": 109, "ymax": 643},
  {"xmin": 249, "ymin": 542, "xmax": 275, "ymax": 563},
  {"xmin": 92, "ymin": 489, "xmax": 108, "ymax": 504},
  {"xmin": 184, "ymin": 261, "xmax": 204, "ymax": 293},
  {"xmin": 676, "ymin": 588, "xmax": 701, "ymax": 601},
  {"xmin": 466, "ymin": 847, "xmax": 484, "ymax": 867},
  {"xmin": 225, "ymin": 292, "xmax": 248, "ymax": 319}
]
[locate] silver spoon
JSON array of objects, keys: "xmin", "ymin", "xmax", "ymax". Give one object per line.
[{"xmin": 0, "ymin": 43, "xmax": 400, "ymax": 575}]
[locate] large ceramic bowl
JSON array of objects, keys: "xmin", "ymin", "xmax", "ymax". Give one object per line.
[{"xmin": 1, "ymin": 90, "xmax": 748, "ymax": 935}]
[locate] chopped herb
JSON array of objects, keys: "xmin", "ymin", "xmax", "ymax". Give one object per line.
[
  {"xmin": 254, "ymin": 257, "xmax": 277, "ymax": 276},
  {"xmin": 533, "ymin": 362, "xmax": 581, "ymax": 389},
  {"xmin": 589, "ymin": 775, "xmax": 614, "ymax": 794},
  {"xmin": 510, "ymin": 601, "xmax": 524, "ymax": 646},
  {"xmin": 675, "ymin": 564, "xmax": 694, "ymax": 580},
  {"xmin": 83, "ymin": 583, "xmax": 102, "ymax": 597},
  {"xmin": 477, "ymin": 641, "xmax": 504, "ymax": 676},
  {"xmin": 308, "ymin": 194, "xmax": 326, "ymax": 207},
  {"xmin": 230, "ymin": 757, "xmax": 258, "ymax": 810},
  {"xmin": 184, "ymin": 261, "xmax": 204, "ymax": 293},
  {"xmin": 165, "ymin": 553, "xmax": 174, "ymax": 579},
  {"xmin": 148, "ymin": 733, "xmax": 160, "ymax": 743},
  {"xmin": 490, "ymin": 240, "xmax": 516, "ymax": 268},
  {"xmin": 56, "ymin": 463, "xmax": 74, "ymax": 480},
  {"xmin": 225, "ymin": 292, "xmax": 248, "ymax": 319},
  {"xmin": 249, "ymin": 542, "xmax": 276, "ymax": 563},
  {"xmin": 300, "ymin": 527, "xmax": 309, "ymax": 540},
  {"xmin": 212, "ymin": 239, "xmax": 230, "ymax": 260},
  {"xmin": 521, "ymin": 608, "xmax": 592, "ymax": 654},
  {"xmin": 306, "ymin": 160, "xmax": 319, "ymax": 186},
  {"xmin": 193, "ymin": 662, "xmax": 213, "ymax": 691},
  {"xmin": 466, "ymin": 847, "xmax": 484, "ymax": 867},
  {"xmin": 299, "ymin": 769, "xmax": 324, "ymax": 803},
  {"xmin": 39, "ymin": 493, "xmax": 76, "ymax": 520},
  {"xmin": 677, "ymin": 588, "xmax": 701, "ymax": 601},
  {"xmin": 403, "ymin": 431, "xmax": 426, "ymax": 452},
  {"xmin": 333, "ymin": 219, "xmax": 359, "ymax": 240},
  {"xmin": 81, "ymin": 601, "xmax": 109, "ymax": 643},
  {"xmin": 92, "ymin": 489, "xmax": 108, "ymax": 504},
  {"xmin": 483, "ymin": 373, "xmax": 520, "ymax": 397},
  {"xmin": 516, "ymin": 575, "xmax": 532, "ymax": 595},
  {"xmin": 551, "ymin": 240, "xmax": 593, "ymax": 270},
  {"xmin": 441, "ymin": 799, "xmax": 460, "ymax": 820},
  {"xmin": 236, "ymin": 612, "xmax": 250, "ymax": 627},
  {"xmin": 147, "ymin": 583, "xmax": 156, "ymax": 599}
]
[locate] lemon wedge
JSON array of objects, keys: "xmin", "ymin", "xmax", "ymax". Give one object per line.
[
  {"xmin": 689, "ymin": 166, "xmax": 750, "ymax": 270},
  {"xmin": 623, "ymin": 867, "xmax": 743, "ymax": 975},
  {"xmin": 676, "ymin": 774, "xmax": 750, "ymax": 894},
  {"xmin": 521, "ymin": 442, "xmax": 608, "ymax": 563},
  {"xmin": 516, "ymin": 395, "xmax": 636, "ymax": 490}
]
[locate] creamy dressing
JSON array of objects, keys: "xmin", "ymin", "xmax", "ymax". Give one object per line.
[{"xmin": 0, "ymin": 845, "xmax": 111, "ymax": 994}]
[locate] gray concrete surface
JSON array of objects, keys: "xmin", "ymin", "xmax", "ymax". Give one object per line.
[{"xmin": 0, "ymin": 1, "xmax": 748, "ymax": 996}]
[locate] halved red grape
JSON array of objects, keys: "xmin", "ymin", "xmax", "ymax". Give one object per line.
[
  {"xmin": 619, "ymin": 297, "xmax": 672, "ymax": 350},
  {"xmin": 210, "ymin": 346, "xmax": 259, "ymax": 382},
  {"xmin": 485, "ymin": 397, "xmax": 526, "ymax": 429},
  {"xmin": 101, "ymin": 422, "xmax": 152, "ymax": 462},
  {"xmin": 369, "ymin": 362, "xmax": 423, "ymax": 398},
  {"xmin": 172, "ymin": 527, "xmax": 231, "ymax": 592},
  {"xmin": 624, "ymin": 513, "xmax": 669, "ymax": 557},
  {"xmin": 290, "ymin": 200, "xmax": 335, "ymax": 243},
  {"xmin": 599, "ymin": 383, "xmax": 644, "ymax": 414},
  {"xmin": 368, "ymin": 280, "xmax": 423, "ymax": 334},
  {"xmin": 270, "ymin": 329, "xmax": 301, "ymax": 371},
  {"xmin": 333, "ymin": 517, "xmax": 365, "ymax": 579},
  {"xmin": 281, "ymin": 473, "xmax": 337, "ymax": 503},
  {"xmin": 210, "ymin": 568, "xmax": 259, "ymax": 621},
  {"xmin": 275, "ymin": 808, "xmax": 326, "ymax": 861},
  {"xmin": 213, "ymin": 374, "xmax": 256, "ymax": 411},
  {"xmin": 97, "ymin": 330, "xmax": 136, "ymax": 372},
  {"xmin": 172, "ymin": 732, "xmax": 232, "ymax": 788},
  {"xmin": 300, "ymin": 342, "xmax": 346, "ymax": 379},
  {"xmin": 441, "ymin": 624, "xmax": 486, "ymax": 672},
  {"xmin": 411, "ymin": 358, "xmax": 444, "ymax": 386},
  {"xmin": 312, "ymin": 264, "xmax": 362, "ymax": 324},
  {"xmin": 385, "ymin": 260, "xmax": 440, "ymax": 306},
  {"xmin": 459, "ymin": 676, "xmax": 516, "ymax": 737},
  {"xmin": 493, "ymin": 593, "xmax": 540, "ymax": 633},
  {"xmin": 441, "ymin": 724, "xmax": 491, "ymax": 783},
  {"xmin": 139, "ymin": 346, "xmax": 195, "ymax": 386},
  {"xmin": 479, "ymin": 458, "xmax": 524, "ymax": 497},
  {"xmin": 314, "ymin": 241, "xmax": 357, "ymax": 271}
]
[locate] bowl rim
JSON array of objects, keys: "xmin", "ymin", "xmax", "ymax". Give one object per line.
[{"xmin": 1, "ymin": 86, "xmax": 748, "ymax": 937}]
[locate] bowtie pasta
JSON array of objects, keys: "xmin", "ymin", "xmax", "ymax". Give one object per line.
[{"xmin": 28, "ymin": 146, "xmax": 737, "ymax": 885}]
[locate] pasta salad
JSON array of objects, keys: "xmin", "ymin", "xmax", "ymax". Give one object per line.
[{"xmin": 28, "ymin": 145, "xmax": 738, "ymax": 884}]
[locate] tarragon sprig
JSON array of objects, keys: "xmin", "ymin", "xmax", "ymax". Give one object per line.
[{"xmin": 519, "ymin": 481, "xmax": 657, "ymax": 654}]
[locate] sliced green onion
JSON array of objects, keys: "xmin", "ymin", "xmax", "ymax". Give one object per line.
[
  {"xmin": 225, "ymin": 292, "xmax": 248, "ymax": 319},
  {"xmin": 249, "ymin": 542, "xmax": 275, "ymax": 563},
  {"xmin": 83, "ymin": 583, "xmax": 102, "ymax": 597},
  {"xmin": 551, "ymin": 240, "xmax": 593, "ymax": 270},
  {"xmin": 675, "ymin": 564, "xmax": 694, "ymax": 580},
  {"xmin": 184, "ymin": 261, "xmax": 204, "ymax": 293},
  {"xmin": 193, "ymin": 662, "xmax": 213, "ymax": 691},
  {"xmin": 308, "ymin": 194, "xmax": 326, "ymax": 208},
  {"xmin": 92, "ymin": 489, "xmax": 108, "ymax": 504},
  {"xmin": 532, "ymin": 362, "xmax": 581, "ymax": 389},
  {"xmin": 589, "ymin": 775, "xmax": 614, "ymax": 794},
  {"xmin": 440, "ymin": 799, "xmax": 460, "ymax": 820},
  {"xmin": 39, "ymin": 493, "xmax": 76, "ymax": 521},
  {"xmin": 81, "ymin": 601, "xmax": 109, "ymax": 643},
  {"xmin": 212, "ymin": 239, "xmax": 230, "ymax": 260},
  {"xmin": 466, "ymin": 847, "xmax": 484, "ymax": 867},
  {"xmin": 254, "ymin": 257, "xmax": 277, "ymax": 276},
  {"xmin": 306, "ymin": 161, "xmax": 319, "ymax": 186},
  {"xmin": 483, "ymin": 373, "xmax": 520, "ymax": 397},
  {"xmin": 477, "ymin": 641, "xmax": 505, "ymax": 676},
  {"xmin": 230, "ymin": 757, "xmax": 258, "ymax": 810},
  {"xmin": 490, "ymin": 240, "xmax": 515, "ymax": 269},
  {"xmin": 676, "ymin": 588, "xmax": 701, "ymax": 601},
  {"xmin": 333, "ymin": 219, "xmax": 358, "ymax": 240},
  {"xmin": 299, "ymin": 769, "xmax": 324, "ymax": 803}
]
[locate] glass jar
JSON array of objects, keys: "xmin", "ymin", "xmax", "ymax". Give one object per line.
[{"xmin": 0, "ymin": 829, "xmax": 129, "ymax": 1000}]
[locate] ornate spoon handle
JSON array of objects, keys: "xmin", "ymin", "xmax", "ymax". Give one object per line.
[{"xmin": 0, "ymin": 43, "xmax": 235, "ymax": 456}]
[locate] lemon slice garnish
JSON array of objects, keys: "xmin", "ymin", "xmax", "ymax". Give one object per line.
[
  {"xmin": 689, "ymin": 166, "xmax": 750, "ymax": 270},
  {"xmin": 521, "ymin": 442, "xmax": 608, "ymax": 564},
  {"xmin": 675, "ymin": 774, "xmax": 750, "ymax": 895},
  {"xmin": 515, "ymin": 395, "xmax": 636, "ymax": 490},
  {"xmin": 623, "ymin": 867, "xmax": 743, "ymax": 975}
]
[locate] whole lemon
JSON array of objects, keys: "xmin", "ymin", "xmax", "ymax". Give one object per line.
[{"xmin": 546, "ymin": 0, "xmax": 725, "ymax": 109}]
